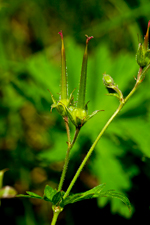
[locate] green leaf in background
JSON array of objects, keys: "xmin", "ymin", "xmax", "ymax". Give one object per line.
[
  {"xmin": 115, "ymin": 118, "xmax": 150, "ymax": 157},
  {"xmin": 90, "ymin": 136, "xmax": 133, "ymax": 217}
]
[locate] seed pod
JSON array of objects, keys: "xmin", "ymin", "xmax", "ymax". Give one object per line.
[{"xmin": 136, "ymin": 21, "xmax": 150, "ymax": 68}]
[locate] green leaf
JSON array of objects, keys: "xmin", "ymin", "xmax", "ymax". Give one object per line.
[
  {"xmin": 43, "ymin": 185, "xmax": 57, "ymax": 202},
  {"xmin": 17, "ymin": 191, "xmax": 43, "ymax": 200},
  {"xmin": 37, "ymin": 131, "xmax": 70, "ymax": 162},
  {"xmin": 63, "ymin": 183, "xmax": 131, "ymax": 213},
  {"xmin": 82, "ymin": 183, "xmax": 106, "ymax": 196},
  {"xmin": 64, "ymin": 183, "xmax": 106, "ymax": 205},
  {"xmin": 100, "ymin": 190, "xmax": 131, "ymax": 212},
  {"xmin": 52, "ymin": 191, "xmax": 65, "ymax": 208},
  {"xmin": 64, "ymin": 193, "xmax": 94, "ymax": 205},
  {"xmin": 26, "ymin": 191, "xmax": 43, "ymax": 199},
  {"xmin": 115, "ymin": 118, "xmax": 150, "ymax": 157},
  {"xmin": 17, "ymin": 194, "xmax": 34, "ymax": 198},
  {"xmin": 64, "ymin": 193, "xmax": 83, "ymax": 205}
]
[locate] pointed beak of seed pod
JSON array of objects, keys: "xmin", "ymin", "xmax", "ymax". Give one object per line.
[
  {"xmin": 77, "ymin": 35, "xmax": 94, "ymax": 109},
  {"xmin": 136, "ymin": 21, "xmax": 150, "ymax": 68},
  {"xmin": 58, "ymin": 30, "xmax": 68, "ymax": 100},
  {"xmin": 144, "ymin": 20, "xmax": 150, "ymax": 51}
]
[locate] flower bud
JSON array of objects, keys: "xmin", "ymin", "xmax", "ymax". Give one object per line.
[
  {"xmin": 102, "ymin": 74, "xmax": 124, "ymax": 102},
  {"xmin": 103, "ymin": 74, "xmax": 114, "ymax": 87}
]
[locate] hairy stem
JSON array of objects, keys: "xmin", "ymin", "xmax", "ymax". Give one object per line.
[
  {"xmin": 125, "ymin": 67, "xmax": 142, "ymax": 103},
  {"xmin": 58, "ymin": 127, "xmax": 80, "ymax": 192},
  {"xmin": 63, "ymin": 117, "xmax": 71, "ymax": 145}
]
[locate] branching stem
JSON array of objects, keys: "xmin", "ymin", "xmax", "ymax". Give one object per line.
[
  {"xmin": 63, "ymin": 67, "xmax": 144, "ymax": 199},
  {"xmin": 63, "ymin": 102, "xmax": 123, "ymax": 199}
]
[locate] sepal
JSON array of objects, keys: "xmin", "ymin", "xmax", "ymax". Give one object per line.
[
  {"xmin": 49, "ymin": 89, "xmax": 74, "ymax": 117},
  {"xmin": 136, "ymin": 43, "xmax": 150, "ymax": 68},
  {"xmin": 66, "ymin": 104, "xmax": 100, "ymax": 128}
]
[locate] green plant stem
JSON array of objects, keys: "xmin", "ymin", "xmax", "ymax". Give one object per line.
[
  {"xmin": 57, "ymin": 117, "xmax": 71, "ymax": 192},
  {"xmin": 58, "ymin": 127, "xmax": 80, "ymax": 192},
  {"xmin": 63, "ymin": 67, "xmax": 144, "ymax": 199},
  {"xmin": 63, "ymin": 102, "xmax": 123, "ymax": 199},
  {"xmin": 63, "ymin": 117, "xmax": 71, "ymax": 145},
  {"xmin": 51, "ymin": 211, "xmax": 60, "ymax": 225},
  {"xmin": 125, "ymin": 67, "xmax": 142, "ymax": 103}
]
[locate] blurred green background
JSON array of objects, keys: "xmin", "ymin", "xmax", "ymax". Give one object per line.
[{"xmin": 1, "ymin": 0, "xmax": 150, "ymax": 224}]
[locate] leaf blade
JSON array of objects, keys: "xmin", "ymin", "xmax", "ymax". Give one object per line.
[
  {"xmin": 43, "ymin": 185, "xmax": 57, "ymax": 202},
  {"xmin": 100, "ymin": 190, "xmax": 131, "ymax": 212},
  {"xmin": 64, "ymin": 183, "xmax": 106, "ymax": 205},
  {"xmin": 17, "ymin": 191, "xmax": 43, "ymax": 200}
]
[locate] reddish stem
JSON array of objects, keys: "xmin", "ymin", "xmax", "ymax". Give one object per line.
[
  {"xmin": 58, "ymin": 30, "xmax": 63, "ymax": 39},
  {"xmin": 85, "ymin": 35, "xmax": 94, "ymax": 44}
]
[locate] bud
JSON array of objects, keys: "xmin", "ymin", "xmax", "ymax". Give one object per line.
[
  {"xmin": 103, "ymin": 74, "xmax": 124, "ymax": 102},
  {"xmin": 136, "ymin": 21, "xmax": 150, "ymax": 68},
  {"xmin": 103, "ymin": 74, "xmax": 115, "ymax": 87}
]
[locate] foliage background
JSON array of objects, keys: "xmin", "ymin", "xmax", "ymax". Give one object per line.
[{"xmin": 0, "ymin": 0, "xmax": 150, "ymax": 224}]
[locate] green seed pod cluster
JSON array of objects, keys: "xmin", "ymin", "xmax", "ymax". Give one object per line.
[{"xmin": 49, "ymin": 32, "xmax": 100, "ymax": 128}]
